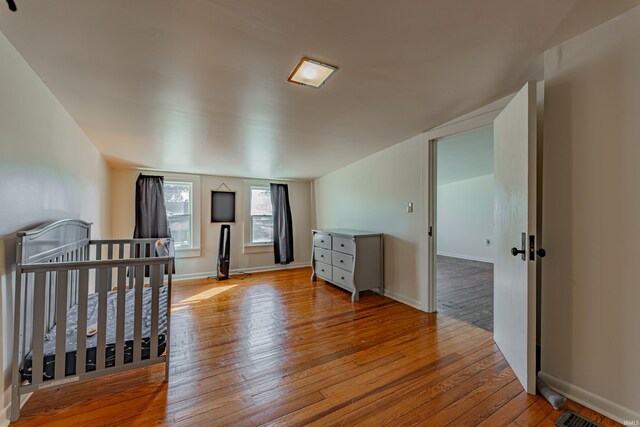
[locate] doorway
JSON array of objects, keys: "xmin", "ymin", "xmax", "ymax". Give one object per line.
[
  {"xmin": 434, "ymin": 125, "xmax": 495, "ymax": 331},
  {"xmin": 426, "ymin": 82, "xmax": 540, "ymax": 393}
]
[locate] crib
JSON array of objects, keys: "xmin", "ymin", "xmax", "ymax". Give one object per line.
[{"xmin": 10, "ymin": 219, "xmax": 174, "ymax": 422}]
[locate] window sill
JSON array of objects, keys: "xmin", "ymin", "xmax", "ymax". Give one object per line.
[
  {"xmin": 243, "ymin": 243, "xmax": 273, "ymax": 254},
  {"xmin": 174, "ymin": 248, "xmax": 201, "ymax": 259}
]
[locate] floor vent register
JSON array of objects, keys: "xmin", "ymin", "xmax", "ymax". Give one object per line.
[{"xmin": 555, "ymin": 410, "xmax": 604, "ymax": 427}]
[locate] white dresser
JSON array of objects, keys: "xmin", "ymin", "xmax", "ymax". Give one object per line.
[{"xmin": 311, "ymin": 229, "xmax": 384, "ymax": 301}]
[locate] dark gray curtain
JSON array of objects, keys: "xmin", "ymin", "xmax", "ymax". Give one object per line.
[
  {"xmin": 133, "ymin": 174, "xmax": 171, "ymax": 239},
  {"xmin": 133, "ymin": 174, "xmax": 173, "ymax": 274},
  {"xmin": 270, "ymin": 183, "xmax": 294, "ymax": 265}
]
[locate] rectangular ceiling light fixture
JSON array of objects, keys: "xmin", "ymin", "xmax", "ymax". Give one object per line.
[{"xmin": 287, "ymin": 57, "xmax": 338, "ymax": 88}]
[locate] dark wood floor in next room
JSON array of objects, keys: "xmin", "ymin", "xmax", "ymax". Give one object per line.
[
  {"xmin": 437, "ymin": 255, "xmax": 494, "ymax": 332},
  {"xmin": 15, "ymin": 268, "xmax": 620, "ymax": 426}
]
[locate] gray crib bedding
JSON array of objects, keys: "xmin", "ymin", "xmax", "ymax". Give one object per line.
[{"xmin": 22, "ymin": 286, "xmax": 168, "ymax": 383}]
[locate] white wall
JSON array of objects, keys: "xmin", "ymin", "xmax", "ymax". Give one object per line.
[
  {"xmin": 314, "ymin": 135, "xmax": 424, "ymax": 308},
  {"xmin": 0, "ymin": 31, "xmax": 110, "ymax": 425},
  {"xmin": 110, "ymin": 169, "xmax": 312, "ymax": 277},
  {"xmin": 312, "ymin": 100, "xmax": 511, "ymax": 312},
  {"xmin": 540, "ymin": 7, "xmax": 640, "ymax": 422},
  {"xmin": 437, "ymin": 174, "xmax": 494, "ymax": 262}
]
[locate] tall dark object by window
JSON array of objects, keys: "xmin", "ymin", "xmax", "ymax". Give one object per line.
[
  {"xmin": 270, "ymin": 183, "xmax": 294, "ymax": 265},
  {"xmin": 134, "ymin": 174, "xmax": 172, "ymax": 239},
  {"xmin": 134, "ymin": 174, "xmax": 174, "ymax": 274}
]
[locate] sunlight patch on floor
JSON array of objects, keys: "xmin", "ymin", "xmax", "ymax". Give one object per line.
[{"xmin": 178, "ymin": 285, "xmax": 237, "ymax": 304}]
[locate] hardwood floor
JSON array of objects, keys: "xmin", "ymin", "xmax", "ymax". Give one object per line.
[
  {"xmin": 437, "ymin": 255, "xmax": 494, "ymax": 331},
  {"xmin": 14, "ymin": 268, "xmax": 620, "ymax": 426}
]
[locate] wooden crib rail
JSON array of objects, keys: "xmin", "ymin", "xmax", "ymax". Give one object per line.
[
  {"xmin": 19, "ymin": 256, "xmax": 173, "ymax": 273},
  {"xmin": 89, "ymin": 238, "xmax": 170, "ymax": 259},
  {"xmin": 13, "ymin": 256, "xmax": 173, "ymax": 397}
]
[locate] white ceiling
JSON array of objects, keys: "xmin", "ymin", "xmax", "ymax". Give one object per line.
[
  {"xmin": 1, "ymin": 1, "xmax": 639, "ymax": 180},
  {"xmin": 438, "ymin": 126, "xmax": 493, "ymax": 185}
]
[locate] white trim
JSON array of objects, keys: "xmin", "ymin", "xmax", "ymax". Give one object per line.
[
  {"xmin": 538, "ymin": 371, "xmax": 640, "ymax": 425},
  {"xmin": 243, "ymin": 179, "xmax": 274, "ymax": 247},
  {"xmin": 174, "ymin": 247, "xmax": 201, "ymax": 258},
  {"xmin": 232, "ymin": 262, "xmax": 310, "ymax": 274},
  {"xmin": 172, "ymin": 271, "xmax": 213, "ymax": 281},
  {"xmin": 164, "ymin": 174, "xmax": 202, "ymax": 255},
  {"xmin": 242, "ymin": 243, "xmax": 273, "ymax": 254},
  {"xmin": 1, "ymin": 402, "xmax": 8, "ymax": 427},
  {"xmin": 2, "ymin": 391, "xmax": 32, "ymax": 426},
  {"xmin": 436, "ymin": 252, "xmax": 494, "ymax": 264},
  {"xmin": 423, "ymin": 94, "xmax": 513, "ymax": 140},
  {"xmin": 172, "ymin": 262, "xmax": 311, "ymax": 282},
  {"xmin": 422, "ymin": 94, "xmax": 512, "ymax": 317},
  {"xmin": 426, "ymin": 138, "xmax": 438, "ymax": 313},
  {"xmin": 419, "ymin": 137, "xmax": 428, "ymax": 313},
  {"xmin": 383, "ymin": 289, "xmax": 422, "ymax": 311}
]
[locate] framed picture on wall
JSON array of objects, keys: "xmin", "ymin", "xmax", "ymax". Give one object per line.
[{"xmin": 211, "ymin": 191, "xmax": 236, "ymax": 223}]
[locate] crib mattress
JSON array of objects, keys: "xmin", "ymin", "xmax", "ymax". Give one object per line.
[{"xmin": 22, "ymin": 286, "xmax": 168, "ymax": 383}]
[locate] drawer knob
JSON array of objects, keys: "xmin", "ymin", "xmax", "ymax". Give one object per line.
[
  {"xmin": 321, "ymin": 240, "xmax": 324, "ymax": 243},
  {"xmin": 321, "ymin": 254, "xmax": 324, "ymax": 257},
  {"xmin": 340, "ymin": 244, "xmax": 344, "ymax": 247},
  {"xmin": 341, "ymin": 276, "xmax": 345, "ymax": 280},
  {"xmin": 340, "ymin": 260, "xmax": 344, "ymax": 263}
]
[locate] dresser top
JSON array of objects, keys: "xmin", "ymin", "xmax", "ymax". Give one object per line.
[{"xmin": 313, "ymin": 229, "xmax": 383, "ymax": 238}]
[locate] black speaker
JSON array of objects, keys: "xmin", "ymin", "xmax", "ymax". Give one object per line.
[{"xmin": 216, "ymin": 225, "xmax": 231, "ymax": 280}]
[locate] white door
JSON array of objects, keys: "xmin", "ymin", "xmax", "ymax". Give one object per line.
[{"xmin": 493, "ymin": 81, "xmax": 538, "ymax": 394}]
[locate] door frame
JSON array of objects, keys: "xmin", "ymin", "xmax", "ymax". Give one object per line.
[
  {"xmin": 427, "ymin": 125, "xmax": 495, "ymax": 314},
  {"xmin": 423, "ymin": 95, "xmax": 514, "ymax": 312}
]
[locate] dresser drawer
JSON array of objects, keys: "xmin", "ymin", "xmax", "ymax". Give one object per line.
[
  {"xmin": 315, "ymin": 261, "xmax": 332, "ymax": 280},
  {"xmin": 314, "ymin": 247, "xmax": 332, "ymax": 263},
  {"xmin": 313, "ymin": 233, "xmax": 332, "ymax": 249},
  {"xmin": 332, "ymin": 251, "xmax": 353, "ymax": 272},
  {"xmin": 332, "ymin": 266, "xmax": 353, "ymax": 289},
  {"xmin": 332, "ymin": 236, "xmax": 355, "ymax": 255}
]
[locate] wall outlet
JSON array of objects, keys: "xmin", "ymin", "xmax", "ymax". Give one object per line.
[{"xmin": 406, "ymin": 202, "xmax": 414, "ymax": 213}]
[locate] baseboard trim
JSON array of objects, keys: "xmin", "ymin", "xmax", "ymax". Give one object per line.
[
  {"xmin": 383, "ymin": 289, "xmax": 422, "ymax": 311},
  {"xmin": 231, "ymin": 262, "xmax": 311, "ymax": 274},
  {"xmin": 437, "ymin": 252, "xmax": 494, "ymax": 264},
  {"xmin": 538, "ymin": 371, "xmax": 640, "ymax": 424},
  {"xmin": 1, "ymin": 392, "xmax": 32, "ymax": 426},
  {"xmin": 172, "ymin": 262, "xmax": 311, "ymax": 282},
  {"xmin": 1, "ymin": 402, "xmax": 8, "ymax": 427}
]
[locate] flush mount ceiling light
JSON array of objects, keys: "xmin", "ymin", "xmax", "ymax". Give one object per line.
[{"xmin": 287, "ymin": 57, "xmax": 338, "ymax": 88}]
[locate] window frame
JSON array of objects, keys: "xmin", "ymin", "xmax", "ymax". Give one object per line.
[
  {"xmin": 243, "ymin": 180, "xmax": 274, "ymax": 253},
  {"xmin": 249, "ymin": 185, "xmax": 273, "ymax": 245},
  {"xmin": 164, "ymin": 180, "xmax": 193, "ymax": 249},
  {"xmin": 163, "ymin": 174, "xmax": 201, "ymax": 258}
]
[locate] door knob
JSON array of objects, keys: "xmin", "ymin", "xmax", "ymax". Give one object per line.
[
  {"xmin": 511, "ymin": 247, "xmax": 525, "ymax": 257},
  {"xmin": 536, "ymin": 248, "xmax": 546, "ymax": 258},
  {"xmin": 511, "ymin": 232, "xmax": 527, "ymax": 260}
]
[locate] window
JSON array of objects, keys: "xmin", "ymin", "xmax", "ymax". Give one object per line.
[
  {"xmin": 250, "ymin": 187, "xmax": 273, "ymax": 244},
  {"xmin": 164, "ymin": 181, "xmax": 193, "ymax": 248},
  {"xmin": 163, "ymin": 174, "xmax": 201, "ymax": 257}
]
